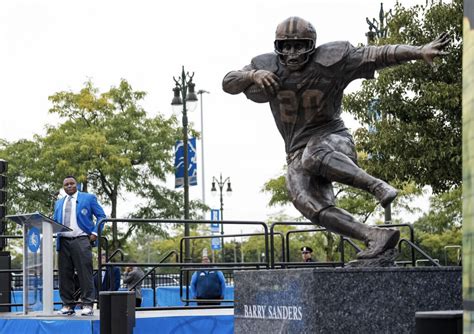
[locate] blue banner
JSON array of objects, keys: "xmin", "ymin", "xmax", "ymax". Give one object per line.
[
  {"xmin": 210, "ymin": 209, "xmax": 220, "ymax": 233},
  {"xmin": 210, "ymin": 209, "xmax": 221, "ymax": 250},
  {"xmin": 211, "ymin": 237, "xmax": 221, "ymax": 251},
  {"xmin": 175, "ymin": 138, "xmax": 197, "ymax": 188},
  {"xmin": 210, "ymin": 209, "xmax": 220, "ymax": 221}
]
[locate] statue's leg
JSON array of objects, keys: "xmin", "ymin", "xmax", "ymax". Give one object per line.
[
  {"xmin": 318, "ymin": 207, "xmax": 400, "ymax": 259},
  {"xmin": 286, "ymin": 153, "xmax": 368, "ymax": 242},
  {"xmin": 301, "ymin": 133, "xmax": 397, "ymax": 208},
  {"xmin": 287, "ymin": 159, "xmax": 399, "ymax": 258},
  {"xmin": 287, "ymin": 142, "xmax": 400, "ymax": 259}
]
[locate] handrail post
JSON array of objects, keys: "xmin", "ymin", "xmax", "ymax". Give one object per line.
[
  {"xmin": 152, "ymin": 268, "xmax": 156, "ymax": 307},
  {"xmin": 270, "ymin": 223, "xmax": 275, "ymax": 269},
  {"xmin": 279, "ymin": 232, "xmax": 285, "ymax": 269},
  {"xmin": 285, "ymin": 231, "xmax": 291, "ymax": 263},
  {"xmin": 262, "ymin": 223, "xmax": 269, "ymax": 269},
  {"xmin": 409, "ymin": 225, "xmax": 416, "ymax": 266},
  {"xmin": 340, "ymin": 236, "xmax": 345, "ymax": 266}
]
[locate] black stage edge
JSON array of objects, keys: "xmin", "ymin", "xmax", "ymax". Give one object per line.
[{"xmin": 233, "ymin": 267, "xmax": 461, "ymax": 334}]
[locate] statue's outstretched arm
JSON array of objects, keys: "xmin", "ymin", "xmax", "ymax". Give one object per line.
[
  {"xmin": 394, "ymin": 32, "xmax": 450, "ymax": 65},
  {"xmin": 369, "ymin": 33, "xmax": 450, "ymax": 68},
  {"xmin": 419, "ymin": 32, "xmax": 450, "ymax": 65}
]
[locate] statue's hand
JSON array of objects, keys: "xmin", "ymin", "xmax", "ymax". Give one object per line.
[
  {"xmin": 252, "ymin": 70, "xmax": 280, "ymax": 95},
  {"xmin": 421, "ymin": 32, "xmax": 450, "ymax": 66}
]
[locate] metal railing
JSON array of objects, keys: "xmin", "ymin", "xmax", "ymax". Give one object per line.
[
  {"xmin": 96, "ymin": 218, "xmax": 269, "ymax": 310},
  {"xmin": 0, "ymin": 217, "xmax": 452, "ymax": 312},
  {"xmin": 270, "ymin": 222, "xmax": 418, "ymax": 268},
  {"xmin": 123, "ymin": 250, "xmax": 180, "ymax": 307},
  {"xmin": 178, "ymin": 231, "xmax": 280, "ymax": 305},
  {"xmin": 398, "ymin": 239, "xmax": 441, "ymax": 267},
  {"xmin": 444, "ymin": 245, "xmax": 461, "ymax": 266},
  {"xmin": 284, "ymin": 227, "xmax": 350, "ymax": 268}
]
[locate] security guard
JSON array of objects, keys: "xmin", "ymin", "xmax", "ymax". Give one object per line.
[{"xmin": 301, "ymin": 246, "xmax": 315, "ymax": 263}]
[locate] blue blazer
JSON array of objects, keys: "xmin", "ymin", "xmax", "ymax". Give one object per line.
[
  {"xmin": 94, "ymin": 266, "xmax": 121, "ymax": 294},
  {"xmin": 190, "ymin": 270, "xmax": 226, "ymax": 299},
  {"xmin": 53, "ymin": 191, "xmax": 107, "ymax": 251}
]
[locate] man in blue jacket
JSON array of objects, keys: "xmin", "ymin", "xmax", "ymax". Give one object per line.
[
  {"xmin": 54, "ymin": 175, "xmax": 106, "ymax": 316},
  {"xmin": 190, "ymin": 255, "xmax": 226, "ymax": 306}
]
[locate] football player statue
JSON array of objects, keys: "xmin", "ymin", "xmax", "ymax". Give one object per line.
[{"xmin": 222, "ymin": 17, "xmax": 449, "ymax": 260}]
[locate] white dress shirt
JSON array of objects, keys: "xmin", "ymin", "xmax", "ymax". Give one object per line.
[{"xmin": 60, "ymin": 192, "xmax": 87, "ymax": 238}]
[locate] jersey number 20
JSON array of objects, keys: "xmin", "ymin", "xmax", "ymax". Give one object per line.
[{"xmin": 276, "ymin": 89, "xmax": 323, "ymax": 124}]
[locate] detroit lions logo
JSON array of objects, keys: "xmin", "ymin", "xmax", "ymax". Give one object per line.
[{"xmin": 27, "ymin": 227, "xmax": 41, "ymax": 253}]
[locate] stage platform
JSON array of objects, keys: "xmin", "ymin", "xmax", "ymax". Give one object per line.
[{"xmin": 0, "ymin": 308, "xmax": 234, "ymax": 334}]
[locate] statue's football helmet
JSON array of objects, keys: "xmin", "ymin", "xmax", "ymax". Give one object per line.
[{"xmin": 274, "ymin": 17, "xmax": 317, "ymax": 71}]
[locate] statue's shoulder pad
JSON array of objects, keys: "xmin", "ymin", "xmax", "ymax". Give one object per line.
[
  {"xmin": 314, "ymin": 41, "xmax": 353, "ymax": 67},
  {"xmin": 251, "ymin": 53, "xmax": 279, "ymax": 71}
]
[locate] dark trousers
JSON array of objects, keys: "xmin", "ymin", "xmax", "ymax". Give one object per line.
[
  {"xmin": 136, "ymin": 298, "xmax": 142, "ymax": 307},
  {"xmin": 58, "ymin": 236, "xmax": 94, "ymax": 307}
]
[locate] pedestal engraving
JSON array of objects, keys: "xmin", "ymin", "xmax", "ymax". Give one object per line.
[{"xmin": 234, "ymin": 267, "xmax": 461, "ymax": 334}]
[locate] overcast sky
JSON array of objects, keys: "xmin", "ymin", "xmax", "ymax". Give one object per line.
[{"xmin": 0, "ymin": 0, "xmax": 429, "ymax": 234}]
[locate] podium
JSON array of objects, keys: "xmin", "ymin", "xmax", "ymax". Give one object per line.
[{"xmin": 6, "ymin": 212, "xmax": 71, "ymax": 315}]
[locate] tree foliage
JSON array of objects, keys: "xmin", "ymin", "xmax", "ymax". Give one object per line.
[
  {"xmin": 416, "ymin": 229, "xmax": 462, "ymax": 265},
  {"xmin": 0, "ymin": 79, "xmax": 206, "ymax": 246},
  {"xmin": 408, "ymin": 187, "xmax": 462, "ymax": 265},
  {"xmin": 0, "ymin": 138, "xmax": 54, "ymax": 220},
  {"xmin": 414, "ymin": 186, "xmax": 462, "ymax": 234},
  {"xmin": 344, "ymin": 0, "xmax": 462, "ymax": 193}
]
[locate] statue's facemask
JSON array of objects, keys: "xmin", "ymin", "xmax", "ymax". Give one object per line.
[{"xmin": 275, "ymin": 39, "xmax": 314, "ymax": 71}]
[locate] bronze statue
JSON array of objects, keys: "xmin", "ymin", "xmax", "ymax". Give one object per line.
[{"xmin": 222, "ymin": 16, "xmax": 449, "ymax": 259}]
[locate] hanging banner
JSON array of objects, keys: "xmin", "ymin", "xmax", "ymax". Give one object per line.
[
  {"xmin": 210, "ymin": 209, "xmax": 221, "ymax": 250},
  {"xmin": 175, "ymin": 137, "xmax": 197, "ymax": 188},
  {"xmin": 211, "ymin": 237, "xmax": 221, "ymax": 251},
  {"xmin": 210, "ymin": 209, "xmax": 220, "ymax": 233}
]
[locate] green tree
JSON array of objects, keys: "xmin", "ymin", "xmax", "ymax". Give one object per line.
[
  {"xmin": 416, "ymin": 229, "xmax": 462, "ymax": 265},
  {"xmin": 407, "ymin": 187, "xmax": 462, "ymax": 265},
  {"xmin": 344, "ymin": 0, "xmax": 462, "ymax": 193},
  {"xmin": 46, "ymin": 79, "xmax": 207, "ymax": 246},
  {"xmin": 415, "ymin": 187, "xmax": 462, "ymax": 234},
  {"xmin": 0, "ymin": 138, "xmax": 55, "ymax": 222},
  {"xmin": 0, "ymin": 79, "xmax": 206, "ymax": 248}
]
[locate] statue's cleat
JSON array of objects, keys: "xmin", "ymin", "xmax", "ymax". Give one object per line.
[
  {"xmin": 372, "ymin": 182, "xmax": 398, "ymax": 208},
  {"xmin": 357, "ymin": 228, "xmax": 400, "ymax": 259}
]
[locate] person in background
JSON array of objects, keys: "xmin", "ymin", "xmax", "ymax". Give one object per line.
[
  {"xmin": 190, "ymin": 254, "xmax": 226, "ymax": 306},
  {"xmin": 301, "ymin": 246, "xmax": 315, "ymax": 263},
  {"xmin": 123, "ymin": 264, "xmax": 145, "ymax": 307},
  {"xmin": 94, "ymin": 253, "xmax": 121, "ymax": 298},
  {"xmin": 54, "ymin": 175, "xmax": 106, "ymax": 316}
]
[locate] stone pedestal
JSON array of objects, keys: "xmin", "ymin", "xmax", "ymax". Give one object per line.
[{"xmin": 233, "ymin": 267, "xmax": 461, "ymax": 334}]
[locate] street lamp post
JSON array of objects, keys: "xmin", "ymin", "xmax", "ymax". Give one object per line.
[
  {"xmin": 197, "ymin": 90, "xmax": 210, "ymax": 210},
  {"xmin": 366, "ymin": 4, "xmax": 392, "ymax": 224},
  {"xmin": 171, "ymin": 66, "xmax": 198, "ymax": 264},
  {"xmin": 211, "ymin": 174, "xmax": 232, "ymax": 261}
]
